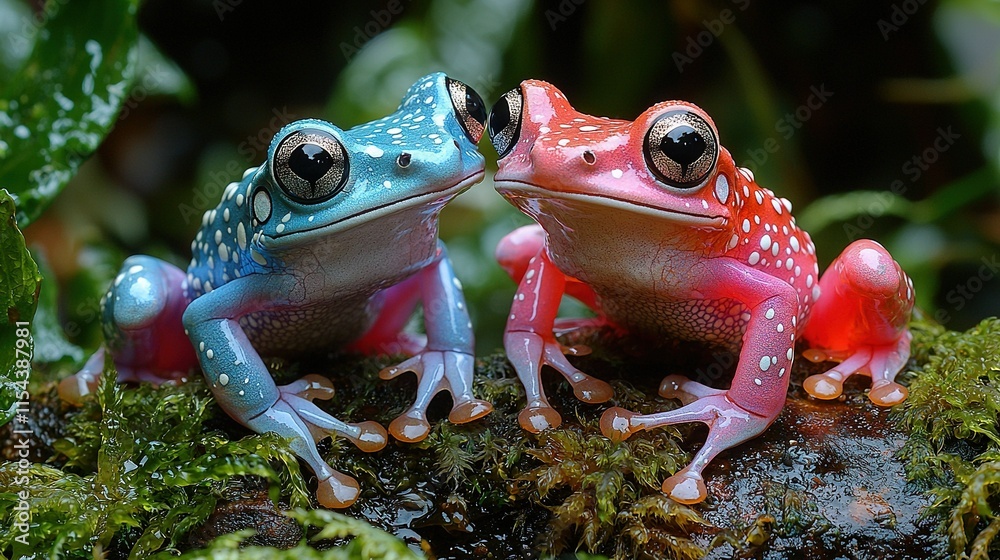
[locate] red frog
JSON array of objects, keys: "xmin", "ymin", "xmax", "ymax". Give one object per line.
[{"xmin": 485, "ymin": 80, "xmax": 914, "ymax": 504}]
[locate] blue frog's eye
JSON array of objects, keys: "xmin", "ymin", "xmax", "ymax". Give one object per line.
[
  {"xmin": 446, "ymin": 77, "xmax": 487, "ymax": 144},
  {"xmin": 643, "ymin": 109, "xmax": 718, "ymax": 189},
  {"xmin": 273, "ymin": 128, "xmax": 349, "ymax": 203}
]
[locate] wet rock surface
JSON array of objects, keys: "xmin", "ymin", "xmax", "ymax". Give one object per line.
[{"xmin": 697, "ymin": 396, "xmax": 945, "ymax": 559}]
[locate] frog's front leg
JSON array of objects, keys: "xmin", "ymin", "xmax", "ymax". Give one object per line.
[
  {"xmin": 377, "ymin": 243, "xmax": 493, "ymax": 442},
  {"xmin": 601, "ymin": 259, "xmax": 798, "ymax": 504},
  {"xmin": 182, "ymin": 280, "xmax": 387, "ymax": 509},
  {"xmin": 498, "ymin": 225, "xmax": 614, "ymax": 433},
  {"xmin": 800, "ymin": 239, "xmax": 914, "ymax": 406}
]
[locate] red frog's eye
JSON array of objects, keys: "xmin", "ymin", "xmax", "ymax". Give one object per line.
[
  {"xmin": 488, "ymin": 88, "xmax": 524, "ymax": 159},
  {"xmin": 643, "ymin": 109, "xmax": 719, "ymax": 189}
]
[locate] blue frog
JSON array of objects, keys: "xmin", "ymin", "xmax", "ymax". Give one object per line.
[{"xmin": 60, "ymin": 73, "xmax": 493, "ymax": 508}]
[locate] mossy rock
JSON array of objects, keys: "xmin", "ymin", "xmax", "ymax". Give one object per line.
[{"xmin": 3, "ymin": 318, "xmax": 1000, "ymax": 559}]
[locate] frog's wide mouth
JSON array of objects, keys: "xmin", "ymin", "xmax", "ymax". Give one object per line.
[
  {"xmin": 263, "ymin": 171, "xmax": 484, "ymax": 246},
  {"xmin": 494, "ymin": 180, "xmax": 727, "ymax": 227}
]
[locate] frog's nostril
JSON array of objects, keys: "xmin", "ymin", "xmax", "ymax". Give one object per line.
[
  {"xmin": 582, "ymin": 150, "xmax": 596, "ymax": 165},
  {"xmin": 488, "ymin": 88, "xmax": 523, "ymax": 159}
]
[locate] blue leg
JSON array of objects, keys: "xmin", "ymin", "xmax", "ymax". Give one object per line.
[
  {"xmin": 379, "ymin": 242, "xmax": 493, "ymax": 442},
  {"xmin": 182, "ymin": 279, "xmax": 388, "ymax": 509},
  {"xmin": 59, "ymin": 256, "xmax": 198, "ymax": 404}
]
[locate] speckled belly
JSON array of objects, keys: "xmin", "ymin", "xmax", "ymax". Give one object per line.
[
  {"xmin": 239, "ymin": 297, "xmax": 374, "ymax": 357},
  {"xmin": 599, "ymin": 292, "xmax": 750, "ymax": 350}
]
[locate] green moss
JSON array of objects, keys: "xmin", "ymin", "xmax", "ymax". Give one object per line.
[
  {"xmin": 893, "ymin": 317, "xmax": 1000, "ymax": 559},
  {"xmin": 0, "ymin": 369, "xmax": 310, "ymax": 558},
  {"xmin": 161, "ymin": 509, "xmax": 421, "ymax": 560}
]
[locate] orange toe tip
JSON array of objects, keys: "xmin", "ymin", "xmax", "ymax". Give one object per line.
[
  {"xmin": 658, "ymin": 376, "xmax": 684, "ymax": 399},
  {"xmin": 350, "ymin": 421, "xmax": 388, "ymax": 452},
  {"xmin": 869, "ymin": 382, "xmax": 908, "ymax": 407},
  {"xmin": 389, "ymin": 414, "xmax": 430, "ymax": 443},
  {"xmin": 802, "ymin": 349, "xmax": 830, "ymax": 363},
  {"xmin": 518, "ymin": 406, "xmax": 562, "ymax": 433},
  {"xmin": 662, "ymin": 471, "xmax": 707, "ymax": 504},
  {"xmin": 378, "ymin": 366, "xmax": 400, "ymax": 380},
  {"xmin": 599, "ymin": 407, "xmax": 637, "ymax": 442},
  {"xmin": 449, "ymin": 400, "xmax": 493, "ymax": 424},
  {"xmin": 574, "ymin": 378, "xmax": 613, "ymax": 404},
  {"xmin": 58, "ymin": 375, "xmax": 93, "ymax": 406},
  {"xmin": 298, "ymin": 374, "xmax": 336, "ymax": 400},
  {"xmin": 315, "ymin": 472, "xmax": 361, "ymax": 509},
  {"xmin": 803, "ymin": 374, "xmax": 843, "ymax": 400}
]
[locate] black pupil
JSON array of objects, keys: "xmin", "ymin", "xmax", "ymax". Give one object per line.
[
  {"xmin": 465, "ymin": 90, "xmax": 487, "ymax": 127},
  {"xmin": 660, "ymin": 125, "xmax": 706, "ymax": 175},
  {"xmin": 488, "ymin": 97, "xmax": 511, "ymax": 139},
  {"xmin": 289, "ymin": 143, "xmax": 333, "ymax": 185}
]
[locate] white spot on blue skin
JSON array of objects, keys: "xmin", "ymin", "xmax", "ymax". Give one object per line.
[
  {"xmin": 219, "ymin": 245, "xmax": 229, "ymax": 262},
  {"xmin": 383, "ymin": 180, "xmax": 392, "ymax": 188},
  {"xmin": 215, "ymin": 230, "xmax": 222, "ymax": 244},
  {"xmin": 236, "ymin": 194, "xmax": 244, "ymax": 207},
  {"xmin": 114, "ymin": 273, "xmax": 125, "ymax": 286},
  {"xmin": 237, "ymin": 223, "xmax": 247, "ymax": 250},
  {"xmin": 251, "ymin": 248, "xmax": 267, "ymax": 265},
  {"xmin": 207, "ymin": 349, "xmax": 214, "ymax": 359},
  {"xmin": 200, "ymin": 342, "xmax": 205, "ymax": 351},
  {"xmin": 219, "ymin": 373, "xmax": 229, "ymax": 386},
  {"xmin": 242, "ymin": 167, "xmax": 257, "ymax": 179},
  {"xmin": 364, "ymin": 145, "xmax": 384, "ymax": 158},
  {"xmin": 128, "ymin": 265, "xmax": 143, "ymax": 274}
]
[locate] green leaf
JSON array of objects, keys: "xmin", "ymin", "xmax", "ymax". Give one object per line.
[
  {"xmin": 0, "ymin": 0, "xmax": 141, "ymax": 226},
  {"xmin": 30, "ymin": 250, "xmax": 84, "ymax": 370},
  {"xmin": 0, "ymin": 189, "xmax": 41, "ymax": 427}
]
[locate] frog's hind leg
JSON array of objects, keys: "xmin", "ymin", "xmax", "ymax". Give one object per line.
[
  {"xmin": 497, "ymin": 226, "xmax": 614, "ymax": 432},
  {"xmin": 601, "ymin": 394, "xmax": 775, "ymax": 504},
  {"xmin": 800, "ymin": 240, "xmax": 914, "ymax": 406},
  {"xmin": 58, "ymin": 256, "xmax": 198, "ymax": 404}
]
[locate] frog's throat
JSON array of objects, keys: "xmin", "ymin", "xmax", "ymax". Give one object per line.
[
  {"xmin": 494, "ymin": 180, "xmax": 727, "ymax": 228},
  {"xmin": 262, "ymin": 171, "xmax": 484, "ymax": 248}
]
